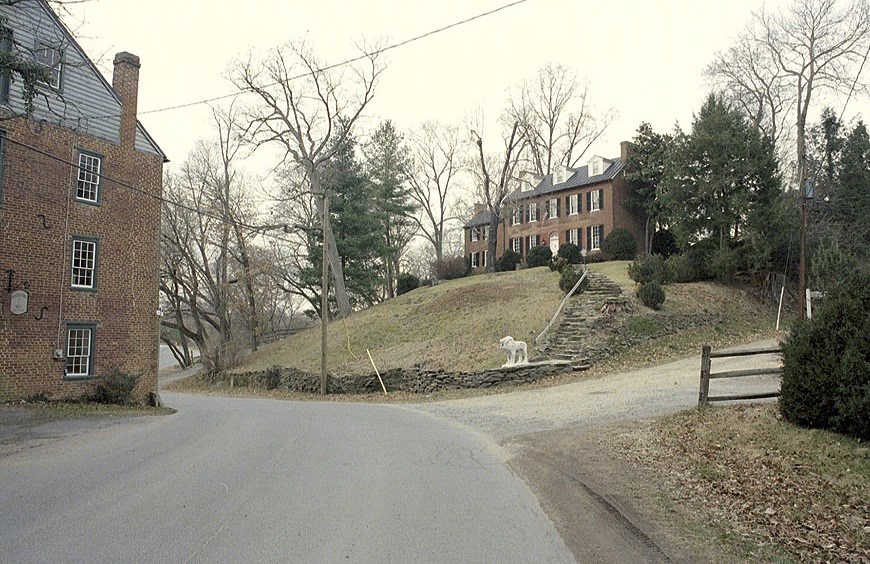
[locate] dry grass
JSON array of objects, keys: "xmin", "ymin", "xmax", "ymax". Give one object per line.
[
  {"xmin": 614, "ymin": 404, "xmax": 869, "ymax": 562},
  {"xmin": 235, "ymin": 267, "xmax": 563, "ymax": 375}
]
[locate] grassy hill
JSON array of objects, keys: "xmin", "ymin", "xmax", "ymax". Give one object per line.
[{"xmin": 233, "ymin": 262, "xmax": 779, "ymax": 376}]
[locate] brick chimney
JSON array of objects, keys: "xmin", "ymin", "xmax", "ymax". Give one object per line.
[
  {"xmin": 473, "ymin": 202, "xmax": 485, "ymax": 214},
  {"xmin": 112, "ymin": 52, "xmax": 140, "ymax": 149},
  {"xmin": 621, "ymin": 140, "xmax": 633, "ymax": 162}
]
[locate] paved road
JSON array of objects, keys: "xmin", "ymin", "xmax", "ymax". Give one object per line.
[{"xmin": 0, "ymin": 393, "xmax": 571, "ymax": 563}]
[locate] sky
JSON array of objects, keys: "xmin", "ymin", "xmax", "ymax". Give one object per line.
[{"xmin": 61, "ymin": 0, "xmax": 869, "ymax": 176}]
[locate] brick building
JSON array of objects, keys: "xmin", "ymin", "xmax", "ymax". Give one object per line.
[
  {"xmin": 464, "ymin": 142, "xmax": 644, "ymax": 272},
  {"xmin": 0, "ymin": 1, "xmax": 166, "ymax": 402}
]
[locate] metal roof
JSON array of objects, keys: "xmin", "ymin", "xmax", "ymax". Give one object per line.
[
  {"xmin": 506, "ymin": 157, "xmax": 625, "ymax": 201},
  {"xmin": 464, "ymin": 209, "xmax": 492, "ymax": 228}
]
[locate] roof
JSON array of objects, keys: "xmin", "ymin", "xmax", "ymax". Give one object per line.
[
  {"xmin": 464, "ymin": 209, "xmax": 492, "ymax": 228},
  {"xmin": 506, "ymin": 157, "xmax": 626, "ymax": 201}
]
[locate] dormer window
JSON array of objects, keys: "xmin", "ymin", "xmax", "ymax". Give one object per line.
[
  {"xmin": 590, "ymin": 158, "xmax": 602, "ymax": 177},
  {"xmin": 34, "ymin": 43, "xmax": 63, "ymax": 89}
]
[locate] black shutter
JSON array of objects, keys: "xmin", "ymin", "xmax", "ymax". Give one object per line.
[
  {"xmin": 586, "ymin": 192, "xmax": 591, "ymax": 213},
  {"xmin": 556, "ymin": 198, "xmax": 560, "ymax": 218},
  {"xmin": 523, "ymin": 204, "xmax": 528, "ymax": 223},
  {"xmin": 599, "ymin": 190, "xmax": 605, "ymax": 210},
  {"xmin": 586, "ymin": 226, "xmax": 592, "ymax": 251}
]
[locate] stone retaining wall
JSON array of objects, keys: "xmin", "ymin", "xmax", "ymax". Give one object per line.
[{"xmin": 215, "ymin": 361, "xmax": 570, "ymax": 395}]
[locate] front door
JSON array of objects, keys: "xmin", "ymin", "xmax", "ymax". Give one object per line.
[{"xmin": 549, "ymin": 232, "xmax": 559, "ymax": 254}]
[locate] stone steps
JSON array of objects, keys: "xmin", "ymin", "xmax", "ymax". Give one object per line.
[{"xmin": 537, "ymin": 271, "xmax": 629, "ymax": 365}]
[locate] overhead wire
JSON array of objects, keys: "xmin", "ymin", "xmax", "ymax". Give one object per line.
[{"xmin": 83, "ymin": 0, "xmax": 531, "ymax": 122}]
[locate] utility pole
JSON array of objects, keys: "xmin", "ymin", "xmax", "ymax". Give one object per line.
[
  {"xmin": 320, "ymin": 193, "xmax": 329, "ymax": 395},
  {"xmin": 798, "ymin": 178, "xmax": 814, "ymax": 320}
]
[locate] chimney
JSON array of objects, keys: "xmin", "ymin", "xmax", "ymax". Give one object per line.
[
  {"xmin": 473, "ymin": 202, "xmax": 485, "ymax": 214},
  {"xmin": 621, "ymin": 140, "xmax": 632, "ymax": 162},
  {"xmin": 113, "ymin": 51, "xmax": 140, "ymax": 149}
]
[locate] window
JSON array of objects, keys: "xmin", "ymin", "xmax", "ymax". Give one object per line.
[
  {"xmin": 511, "ymin": 207, "xmax": 522, "ymax": 225},
  {"xmin": 0, "ymin": 30, "xmax": 11, "ymax": 104},
  {"xmin": 511, "ymin": 237, "xmax": 521, "ymax": 254},
  {"xmin": 470, "ymin": 228, "xmax": 479, "ymax": 242},
  {"xmin": 471, "ymin": 252, "xmax": 480, "ymax": 268},
  {"xmin": 528, "ymin": 234, "xmax": 539, "ymax": 249},
  {"xmin": 65, "ymin": 324, "xmax": 95, "ymax": 378},
  {"xmin": 34, "ymin": 43, "xmax": 63, "ymax": 89},
  {"xmin": 590, "ymin": 159, "xmax": 602, "ymax": 176},
  {"xmin": 568, "ymin": 194, "xmax": 579, "ymax": 215},
  {"xmin": 568, "ymin": 228, "xmax": 579, "ymax": 246},
  {"xmin": 590, "ymin": 225, "xmax": 604, "ymax": 251},
  {"xmin": 483, "ymin": 250, "xmax": 488, "ymax": 267},
  {"xmin": 548, "ymin": 198, "xmax": 559, "ymax": 219},
  {"xmin": 76, "ymin": 152, "xmax": 102, "ymax": 203},
  {"xmin": 528, "ymin": 202, "xmax": 538, "ymax": 222},
  {"xmin": 71, "ymin": 237, "xmax": 98, "ymax": 289},
  {"xmin": 588, "ymin": 189, "xmax": 603, "ymax": 212}
]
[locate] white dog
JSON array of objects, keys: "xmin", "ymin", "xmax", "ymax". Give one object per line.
[{"xmin": 500, "ymin": 336, "xmax": 528, "ymax": 366}]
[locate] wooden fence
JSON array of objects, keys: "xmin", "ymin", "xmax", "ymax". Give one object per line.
[{"xmin": 698, "ymin": 344, "xmax": 783, "ymax": 407}]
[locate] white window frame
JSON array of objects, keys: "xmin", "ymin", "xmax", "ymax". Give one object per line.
[
  {"xmin": 470, "ymin": 228, "xmax": 479, "ymax": 242},
  {"xmin": 76, "ymin": 152, "xmax": 102, "ymax": 203},
  {"xmin": 471, "ymin": 252, "xmax": 480, "ymax": 268},
  {"xmin": 590, "ymin": 159, "xmax": 601, "ymax": 176},
  {"xmin": 511, "ymin": 207, "xmax": 521, "ymax": 225},
  {"xmin": 65, "ymin": 325, "xmax": 94, "ymax": 378},
  {"xmin": 528, "ymin": 234, "xmax": 538, "ymax": 249},
  {"xmin": 548, "ymin": 198, "xmax": 558, "ymax": 219},
  {"xmin": 591, "ymin": 225, "xmax": 603, "ymax": 251},
  {"xmin": 568, "ymin": 193, "xmax": 579, "ymax": 215},
  {"xmin": 528, "ymin": 202, "xmax": 538, "ymax": 222},
  {"xmin": 511, "ymin": 238, "xmax": 521, "ymax": 254},
  {"xmin": 569, "ymin": 228, "xmax": 579, "ymax": 246},
  {"xmin": 35, "ymin": 43, "xmax": 63, "ymax": 89},
  {"xmin": 483, "ymin": 250, "xmax": 489, "ymax": 267},
  {"xmin": 71, "ymin": 238, "xmax": 97, "ymax": 289},
  {"xmin": 590, "ymin": 189, "xmax": 602, "ymax": 212}
]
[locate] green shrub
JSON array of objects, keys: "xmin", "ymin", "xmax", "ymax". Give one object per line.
[
  {"xmin": 526, "ymin": 245, "xmax": 553, "ymax": 268},
  {"xmin": 559, "ymin": 266, "xmax": 589, "ymax": 294},
  {"xmin": 651, "ymin": 229, "xmax": 679, "ymax": 258},
  {"xmin": 710, "ymin": 246, "xmax": 741, "ymax": 282},
  {"xmin": 433, "ymin": 256, "xmax": 468, "ymax": 280},
  {"xmin": 89, "ymin": 368, "xmax": 139, "ymax": 405},
  {"xmin": 628, "ymin": 254, "xmax": 671, "ymax": 285},
  {"xmin": 780, "ymin": 273, "xmax": 870, "ymax": 440},
  {"xmin": 557, "ymin": 243, "xmax": 582, "ymax": 264},
  {"xmin": 602, "ymin": 228, "xmax": 638, "ymax": 260},
  {"xmin": 585, "ymin": 250, "xmax": 611, "ymax": 264},
  {"xmin": 549, "ymin": 256, "xmax": 568, "ymax": 272},
  {"xmin": 666, "ymin": 254, "xmax": 698, "ymax": 283},
  {"xmin": 637, "ymin": 281, "xmax": 665, "ymax": 310},
  {"xmin": 495, "ymin": 249, "xmax": 521, "ymax": 272},
  {"xmin": 396, "ymin": 273, "xmax": 420, "ymax": 295}
]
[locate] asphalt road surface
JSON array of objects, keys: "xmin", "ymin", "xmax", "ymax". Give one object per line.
[{"xmin": 0, "ymin": 393, "xmax": 572, "ymax": 563}]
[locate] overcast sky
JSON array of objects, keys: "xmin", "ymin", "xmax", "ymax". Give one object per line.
[{"xmin": 63, "ymin": 0, "xmax": 869, "ymax": 174}]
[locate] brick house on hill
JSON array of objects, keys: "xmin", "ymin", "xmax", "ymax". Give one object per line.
[
  {"xmin": 0, "ymin": 0, "xmax": 166, "ymax": 402},
  {"xmin": 465, "ymin": 142, "xmax": 644, "ymax": 272}
]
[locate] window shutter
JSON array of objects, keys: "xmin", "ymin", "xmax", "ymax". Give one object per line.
[
  {"xmin": 586, "ymin": 226, "xmax": 592, "ymax": 251},
  {"xmin": 599, "ymin": 190, "xmax": 605, "ymax": 210},
  {"xmin": 586, "ymin": 192, "xmax": 591, "ymax": 213},
  {"xmin": 523, "ymin": 205, "xmax": 528, "ymax": 223},
  {"xmin": 565, "ymin": 230, "xmax": 570, "ymax": 245},
  {"xmin": 556, "ymin": 198, "xmax": 560, "ymax": 217}
]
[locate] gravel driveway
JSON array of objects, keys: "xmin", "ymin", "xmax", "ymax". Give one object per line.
[{"xmin": 401, "ymin": 338, "xmax": 782, "ymax": 441}]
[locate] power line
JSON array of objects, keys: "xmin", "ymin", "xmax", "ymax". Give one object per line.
[
  {"xmin": 840, "ymin": 42, "xmax": 870, "ymax": 122},
  {"xmin": 1, "ymin": 133, "xmax": 299, "ymax": 247},
  {"xmin": 85, "ymin": 0, "xmax": 530, "ymax": 122}
]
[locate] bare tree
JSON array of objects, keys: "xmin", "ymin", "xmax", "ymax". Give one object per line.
[
  {"xmin": 709, "ymin": 0, "xmax": 870, "ymax": 179},
  {"xmin": 406, "ymin": 121, "xmax": 464, "ymax": 261},
  {"xmin": 508, "ymin": 63, "xmax": 614, "ymax": 176},
  {"xmin": 707, "ymin": 32, "xmax": 793, "ymax": 156},
  {"xmin": 232, "ymin": 40, "xmax": 384, "ymax": 319},
  {"xmin": 471, "ymin": 120, "xmax": 523, "ymax": 273}
]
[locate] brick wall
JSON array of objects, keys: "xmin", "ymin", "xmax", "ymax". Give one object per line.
[{"xmin": 0, "ymin": 117, "xmax": 163, "ymax": 403}]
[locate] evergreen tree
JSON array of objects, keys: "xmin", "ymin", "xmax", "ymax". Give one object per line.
[
  {"xmin": 301, "ymin": 130, "xmax": 386, "ymax": 312},
  {"xmin": 662, "ymin": 94, "xmax": 780, "ymax": 250},
  {"xmin": 624, "ymin": 122, "xmax": 673, "ymax": 254},
  {"xmin": 365, "ymin": 121, "xmax": 417, "ymax": 298}
]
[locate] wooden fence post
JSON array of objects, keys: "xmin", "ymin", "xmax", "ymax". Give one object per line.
[{"xmin": 698, "ymin": 344, "xmax": 712, "ymax": 408}]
